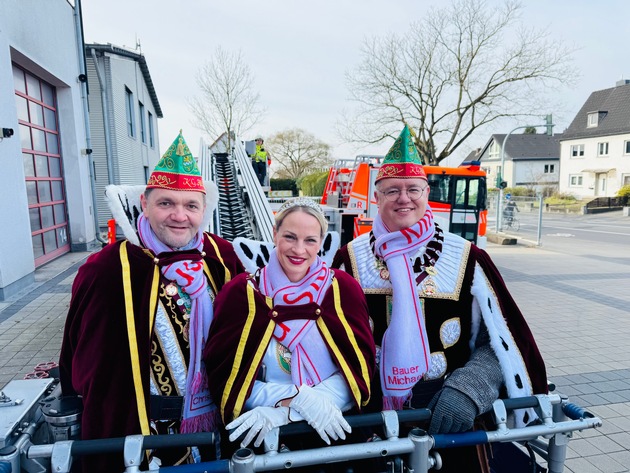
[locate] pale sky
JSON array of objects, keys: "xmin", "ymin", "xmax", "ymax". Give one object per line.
[{"xmin": 81, "ymin": 0, "xmax": 630, "ymax": 164}]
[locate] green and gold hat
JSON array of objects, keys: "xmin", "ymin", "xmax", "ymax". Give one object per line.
[
  {"xmin": 375, "ymin": 125, "xmax": 427, "ymax": 183},
  {"xmin": 146, "ymin": 130, "xmax": 205, "ymax": 193}
]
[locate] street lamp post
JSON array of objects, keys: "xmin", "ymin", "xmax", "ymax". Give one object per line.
[{"xmin": 496, "ymin": 116, "xmax": 554, "ymax": 233}]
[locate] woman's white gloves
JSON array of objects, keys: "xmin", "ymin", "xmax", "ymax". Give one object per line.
[
  {"xmin": 290, "ymin": 385, "xmax": 351, "ymax": 445},
  {"xmin": 227, "ymin": 384, "xmax": 352, "ymax": 448},
  {"xmin": 227, "ymin": 406, "xmax": 290, "ymax": 447}
]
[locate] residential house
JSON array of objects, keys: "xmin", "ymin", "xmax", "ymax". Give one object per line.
[
  {"xmin": 86, "ymin": 43, "xmax": 163, "ymax": 228},
  {"xmin": 0, "ymin": 0, "xmax": 94, "ymax": 299},
  {"xmin": 558, "ymin": 80, "xmax": 630, "ymax": 198},
  {"xmin": 477, "ymin": 133, "xmax": 561, "ymax": 192}
]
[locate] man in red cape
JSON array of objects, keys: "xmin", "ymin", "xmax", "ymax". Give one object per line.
[
  {"xmin": 59, "ymin": 131, "xmax": 244, "ymax": 471},
  {"xmin": 332, "ymin": 126, "xmax": 547, "ymax": 472}
]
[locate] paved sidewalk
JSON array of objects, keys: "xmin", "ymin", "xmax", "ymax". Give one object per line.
[
  {"xmin": 0, "ymin": 251, "xmax": 91, "ymax": 385},
  {"xmin": 1, "ymin": 229, "xmax": 629, "ymax": 471},
  {"xmin": 489, "ymin": 242, "xmax": 630, "ymax": 472}
]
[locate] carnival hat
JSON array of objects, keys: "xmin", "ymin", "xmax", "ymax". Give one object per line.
[
  {"xmin": 147, "ymin": 130, "xmax": 206, "ymax": 193},
  {"xmin": 374, "ymin": 125, "xmax": 427, "ymax": 183}
]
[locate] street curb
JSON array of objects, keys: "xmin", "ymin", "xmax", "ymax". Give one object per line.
[{"xmin": 486, "ymin": 232, "xmax": 517, "ymax": 245}]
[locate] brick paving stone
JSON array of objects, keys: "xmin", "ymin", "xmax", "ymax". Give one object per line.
[
  {"xmin": 564, "ymin": 457, "xmax": 605, "ymax": 473},
  {"xmin": 608, "ymin": 403, "xmax": 630, "ymax": 416},
  {"xmin": 599, "ymin": 392, "xmax": 630, "ymax": 404},
  {"xmin": 608, "ymin": 451, "xmax": 630, "ymax": 470},
  {"xmin": 587, "ymin": 435, "xmax": 627, "ymax": 454},
  {"xmin": 582, "ymin": 454, "xmax": 628, "ymax": 473}
]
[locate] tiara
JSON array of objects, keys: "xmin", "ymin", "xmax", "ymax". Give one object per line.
[{"xmin": 277, "ymin": 197, "xmax": 324, "ymax": 216}]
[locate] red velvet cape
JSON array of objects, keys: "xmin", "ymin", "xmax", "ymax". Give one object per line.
[
  {"xmin": 203, "ymin": 270, "xmax": 376, "ymax": 424},
  {"xmin": 59, "ymin": 234, "xmax": 243, "ymax": 472}
]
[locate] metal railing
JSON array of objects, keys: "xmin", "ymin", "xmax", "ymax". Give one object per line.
[
  {"xmin": 585, "ymin": 196, "xmax": 627, "ymax": 211},
  {"xmin": 231, "ymin": 140, "xmax": 274, "ymax": 242},
  {"xmin": 17, "ymin": 394, "xmax": 601, "ymax": 473}
]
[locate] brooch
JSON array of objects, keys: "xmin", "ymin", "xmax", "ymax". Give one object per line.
[
  {"xmin": 165, "ymin": 283, "xmax": 178, "ymax": 297},
  {"xmin": 422, "ymin": 279, "xmax": 437, "ymax": 296},
  {"xmin": 376, "ymin": 259, "xmax": 390, "ymax": 280},
  {"xmin": 425, "ymin": 266, "xmax": 438, "ymax": 276}
]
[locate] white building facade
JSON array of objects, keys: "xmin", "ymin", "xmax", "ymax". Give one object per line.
[
  {"xmin": 86, "ymin": 44, "xmax": 162, "ymax": 228},
  {"xmin": 478, "ymin": 133, "xmax": 560, "ymax": 193},
  {"xmin": 559, "ymin": 80, "xmax": 630, "ymax": 198},
  {"xmin": 0, "ymin": 0, "xmax": 95, "ymax": 299}
]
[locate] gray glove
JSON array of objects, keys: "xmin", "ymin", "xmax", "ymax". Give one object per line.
[
  {"xmin": 226, "ymin": 406, "xmax": 290, "ymax": 447},
  {"xmin": 290, "ymin": 385, "xmax": 351, "ymax": 444},
  {"xmin": 427, "ymin": 387, "xmax": 478, "ymax": 434}
]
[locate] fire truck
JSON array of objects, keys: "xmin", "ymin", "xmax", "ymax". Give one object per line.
[{"xmin": 321, "ymin": 156, "xmax": 488, "ymax": 247}]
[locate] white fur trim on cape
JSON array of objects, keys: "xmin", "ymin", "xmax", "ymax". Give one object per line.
[
  {"xmin": 470, "ymin": 262, "xmax": 535, "ymax": 427},
  {"xmin": 233, "ymin": 232, "xmax": 340, "ymax": 274},
  {"xmin": 104, "ymin": 181, "xmax": 219, "ymax": 245}
]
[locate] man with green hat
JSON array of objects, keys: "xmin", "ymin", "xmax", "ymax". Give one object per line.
[
  {"xmin": 59, "ymin": 131, "xmax": 244, "ymax": 471},
  {"xmin": 333, "ymin": 126, "xmax": 547, "ymax": 472}
]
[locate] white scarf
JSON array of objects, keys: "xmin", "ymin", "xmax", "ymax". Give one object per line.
[
  {"xmin": 373, "ymin": 208, "xmax": 435, "ymax": 409},
  {"xmin": 259, "ymin": 250, "xmax": 336, "ymax": 386},
  {"xmin": 137, "ymin": 214, "xmax": 217, "ymax": 432}
]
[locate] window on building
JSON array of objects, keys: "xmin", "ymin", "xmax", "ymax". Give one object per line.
[
  {"xmin": 544, "ymin": 164, "xmax": 555, "ymax": 174},
  {"xmin": 139, "ymin": 102, "xmax": 146, "ymax": 144},
  {"xmin": 125, "ymin": 87, "xmax": 135, "ymax": 137},
  {"xmin": 597, "ymin": 142, "xmax": 609, "ymax": 156},
  {"xmin": 587, "ymin": 112, "xmax": 598, "ymax": 128},
  {"xmin": 489, "ymin": 141, "xmax": 500, "ymax": 160},
  {"xmin": 570, "ymin": 144, "xmax": 584, "ymax": 157},
  {"xmin": 482, "ymin": 167, "xmax": 491, "ymax": 175},
  {"xmin": 148, "ymin": 111, "xmax": 155, "ymax": 148},
  {"xmin": 569, "ymin": 175, "xmax": 583, "ymax": 187},
  {"xmin": 624, "ymin": 140, "xmax": 630, "ymax": 155},
  {"xmin": 623, "ymin": 175, "xmax": 630, "ymax": 186}
]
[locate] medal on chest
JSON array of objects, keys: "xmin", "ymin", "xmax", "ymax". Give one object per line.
[
  {"xmin": 276, "ymin": 343, "xmax": 292, "ymax": 374},
  {"xmin": 165, "ymin": 283, "xmax": 178, "ymax": 297},
  {"xmin": 421, "ymin": 266, "xmax": 438, "ymax": 296},
  {"xmin": 375, "ymin": 259, "xmax": 390, "ymax": 280},
  {"xmin": 422, "ymin": 278, "xmax": 437, "ymax": 296}
]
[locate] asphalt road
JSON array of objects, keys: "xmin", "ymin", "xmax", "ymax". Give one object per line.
[{"xmin": 490, "ymin": 209, "xmax": 630, "ymax": 260}]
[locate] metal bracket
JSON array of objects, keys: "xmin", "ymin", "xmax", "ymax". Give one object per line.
[
  {"xmin": 263, "ymin": 427, "xmax": 281, "ymax": 454},
  {"xmin": 123, "ymin": 434, "xmax": 144, "ymax": 473},
  {"xmin": 50, "ymin": 440, "xmax": 73, "ymax": 473},
  {"xmin": 535, "ymin": 394, "xmax": 555, "ymax": 426},
  {"xmin": 491, "ymin": 399, "xmax": 508, "ymax": 432},
  {"xmin": 382, "ymin": 410, "xmax": 400, "ymax": 439}
]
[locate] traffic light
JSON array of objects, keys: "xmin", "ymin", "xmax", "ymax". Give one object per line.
[
  {"xmin": 545, "ymin": 114, "xmax": 553, "ymax": 136},
  {"xmin": 495, "ymin": 176, "xmax": 508, "ymax": 189}
]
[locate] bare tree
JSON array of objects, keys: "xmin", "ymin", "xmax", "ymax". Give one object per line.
[
  {"xmin": 267, "ymin": 129, "xmax": 333, "ymax": 180},
  {"xmin": 189, "ymin": 47, "xmax": 264, "ymax": 148},
  {"xmin": 340, "ymin": 0, "xmax": 575, "ymax": 165}
]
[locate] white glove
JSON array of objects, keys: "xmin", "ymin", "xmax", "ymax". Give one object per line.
[
  {"xmin": 226, "ymin": 406, "xmax": 290, "ymax": 447},
  {"xmin": 290, "ymin": 385, "xmax": 351, "ymax": 445}
]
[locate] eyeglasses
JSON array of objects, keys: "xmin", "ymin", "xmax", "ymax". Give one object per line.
[{"xmin": 378, "ymin": 186, "xmax": 428, "ymax": 202}]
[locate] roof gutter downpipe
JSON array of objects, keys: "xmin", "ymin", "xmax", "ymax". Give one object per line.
[
  {"xmin": 74, "ymin": 0, "xmax": 107, "ymax": 245},
  {"xmin": 90, "ymin": 48, "xmax": 115, "ymax": 187}
]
